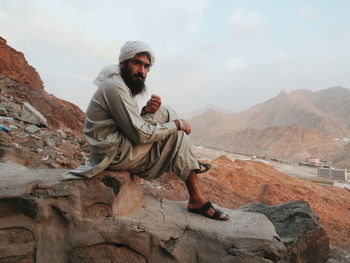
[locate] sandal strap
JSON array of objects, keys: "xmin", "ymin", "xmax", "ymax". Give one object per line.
[
  {"xmin": 195, "ymin": 161, "xmax": 212, "ymax": 174},
  {"xmin": 213, "ymin": 210, "xmax": 222, "ymax": 219},
  {"xmin": 199, "ymin": 201, "xmax": 213, "ymax": 213}
]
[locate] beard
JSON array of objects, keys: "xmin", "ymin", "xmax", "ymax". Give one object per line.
[{"xmin": 120, "ymin": 65, "xmax": 146, "ymax": 96}]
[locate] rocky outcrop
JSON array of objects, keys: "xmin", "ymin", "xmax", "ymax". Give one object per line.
[
  {"xmin": 240, "ymin": 201, "xmax": 330, "ymax": 263},
  {"xmin": 0, "ymin": 37, "xmax": 43, "ymax": 91},
  {"xmin": 0, "ymin": 37, "xmax": 84, "ymax": 130},
  {"xmin": 139, "ymin": 156, "xmax": 350, "ymax": 252},
  {"xmin": 18, "ymin": 101, "xmax": 48, "ymax": 127},
  {"xmin": 0, "ymin": 163, "xmax": 330, "ymax": 263}
]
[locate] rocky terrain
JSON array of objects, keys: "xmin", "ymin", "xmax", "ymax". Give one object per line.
[
  {"xmin": 142, "ymin": 156, "xmax": 350, "ymax": 253},
  {"xmin": 0, "ymin": 163, "xmax": 332, "ymax": 262},
  {"xmin": 190, "ymin": 89, "xmax": 350, "ymax": 168},
  {"xmin": 0, "ymin": 36, "xmax": 349, "ymax": 262},
  {"xmin": 0, "ymin": 36, "xmax": 87, "ymax": 169}
]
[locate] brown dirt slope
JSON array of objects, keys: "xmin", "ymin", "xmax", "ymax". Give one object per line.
[
  {"xmin": 143, "ymin": 156, "xmax": 350, "ymax": 251},
  {"xmin": 0, "ymin": 36, "xmax": 84, "ymax": 131}
]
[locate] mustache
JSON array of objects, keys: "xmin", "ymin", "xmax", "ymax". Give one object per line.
[{"xmin": 133, "ymin": 73, "xmax": 145, "ymax": 80}]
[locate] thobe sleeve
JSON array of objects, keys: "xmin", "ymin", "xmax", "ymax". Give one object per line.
[{"xmin": 102, "ymin": 83, "xmax": 177, "ymax": 144}]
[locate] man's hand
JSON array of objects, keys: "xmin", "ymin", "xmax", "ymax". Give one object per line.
[
  {"xmin": 144, "ymin": 94, "xmax": 162, "ymax": 113},
  {"xmin": 174, "ymin": 119, "xmax": 192, "ymax": 135}
]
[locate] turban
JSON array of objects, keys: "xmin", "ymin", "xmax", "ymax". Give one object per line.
[
  {"xmin": 118, "ymin": 40, "xmax": 155, "ymax": 65},
  {"xmin": 94, "ymin": 41, "xmax": 155, "ymax": 86}
]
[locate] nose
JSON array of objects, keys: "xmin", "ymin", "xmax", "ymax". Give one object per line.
[{"xmin": 138, "ymin": 65, "xmax": 147, "ymax": 75}]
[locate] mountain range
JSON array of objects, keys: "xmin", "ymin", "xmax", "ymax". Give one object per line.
[{"xmin": 190, "ymin": 87, "xmax": 350, "ymax": 168}]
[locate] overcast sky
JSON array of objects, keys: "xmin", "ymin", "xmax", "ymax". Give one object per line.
[{"xmin": 1, "ymin": 0, "xmax": 350, "ymax": 115}]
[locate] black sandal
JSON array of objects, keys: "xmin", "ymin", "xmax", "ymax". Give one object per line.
[
  {"xmin": 194, "ymin": 161, "xmax": 211, "ymax": 174},
  {"xmin": 188, "ymin": 201, "xmax": 229, "ymax": 221}
]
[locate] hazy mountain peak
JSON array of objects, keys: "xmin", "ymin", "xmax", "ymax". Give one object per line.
[{"xmin": 180, "ymin": 104, "xmax": 234, "ymax": 119}]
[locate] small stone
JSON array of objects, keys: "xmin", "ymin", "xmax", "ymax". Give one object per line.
[
  {"xmin": 57, "ymin": 130, "xmax": 67, "ymax": 139},
  {"xmin": 12, "ymin": 143, "xmax": 20, "ymax": 148},
  {"xmin": 45, "ymin": 138, "xmax": 57, "ymax": 147},
  {"xmin": 0, "ymin": 107, "xmax": 8, "ymax": 116},
  {"xmin": 41, "ymin": 155, "xmax": 49, "ymax": 161},
  {"xmin": 30, "ymin": 134, "xmax": 41, "ymax": 140},
  {"xmin": 24, "ymin": 125, "xmax": 40, "ymax": 134}
]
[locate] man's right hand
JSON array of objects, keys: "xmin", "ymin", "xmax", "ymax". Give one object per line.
[{"xmin": 144, "ymin": 94, "xmax": 162, "ymax": 113}]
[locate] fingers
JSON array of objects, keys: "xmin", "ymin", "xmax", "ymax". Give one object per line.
[
  {"xmin": 146, "ymin": 101, "xmax": 160, "ymax": 112},
  {"xmin": 144, "ymin": 95, "xmax": 163, "ymax": 113},
  {"xmin": 150, "ymin": 94, "xmax": 162, "ymax": 106}
]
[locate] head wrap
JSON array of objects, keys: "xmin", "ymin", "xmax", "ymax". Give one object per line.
[
  {"xmin": 93, "ymin": 41, "xmax": 155, "ymax": 86},
  {"xmin": 118, "ymin": 40, "xmax": 155, "ymax": 65}
]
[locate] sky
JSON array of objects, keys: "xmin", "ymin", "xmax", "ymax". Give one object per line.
[{"xmin": 1, "ymin": 0, "xmax": 350, "ymax": 115}]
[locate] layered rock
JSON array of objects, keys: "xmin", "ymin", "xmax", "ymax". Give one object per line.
[{"xmin": 0, "ymin": 163, "xmax": 330, "ymax": 263}]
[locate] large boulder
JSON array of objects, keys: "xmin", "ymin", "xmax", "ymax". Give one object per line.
[
  {"xmin": 0, "ymin": 163, "xmax": 330, "ymax": 262},
  {"xmin": 240, "ymin": 201, "xmax": 330, "ymax": 263},
  {"xmin": 18, "ymin": 101, "xmax": 48, "ymax": 127}
]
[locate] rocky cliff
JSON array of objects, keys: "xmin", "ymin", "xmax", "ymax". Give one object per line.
[
  {"xmin": 0, "ymin": 163, "xmax": 331, "ymax": 263},
  {"xmin": 0, "ymin": 36, "xmax": 85, "ymax": 130}
]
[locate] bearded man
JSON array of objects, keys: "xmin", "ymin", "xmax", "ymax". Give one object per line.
[{"xmin": 65, "ymin": 41, "xmax": 229, "ymax": 221}]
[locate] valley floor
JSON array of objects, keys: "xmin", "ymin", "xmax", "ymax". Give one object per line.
[{"xmin": 193, "ymin": 145, "xmax": 350, "ymax": 189}]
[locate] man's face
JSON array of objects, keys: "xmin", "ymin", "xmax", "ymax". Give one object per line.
[
  {"xmin": 120, "ymin": 54, "xmax": 151, "ymax": 96},
  {"xmin": 127, "ymin": 54, "xmax": 151, "ymax": 82}
]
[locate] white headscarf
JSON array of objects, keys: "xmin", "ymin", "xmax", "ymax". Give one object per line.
[
  {"xmin": 93, "ymin": 41, "xmax": 155, "ymax": 86},
  {"xmin": 118, "ymin": 40, "xmax": 155, "ymax": 65}
]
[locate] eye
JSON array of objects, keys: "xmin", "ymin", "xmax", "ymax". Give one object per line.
[
  {"xmin": 144, "ymin": 63, "xmax": 150, "ymax": 69},
  {"xmin": 133, "ymin": 59, "xmax": 142, "ymax": 65}
]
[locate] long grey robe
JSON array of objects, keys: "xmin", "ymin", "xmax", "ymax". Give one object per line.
[{"xmin": 65, "ymin": 73, "xmax": 199, "ymax": 181}]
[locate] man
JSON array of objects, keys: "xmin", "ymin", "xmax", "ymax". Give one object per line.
[{"xmin": 65, "ymin": 41, "xmax": 229, "ymax": 221}]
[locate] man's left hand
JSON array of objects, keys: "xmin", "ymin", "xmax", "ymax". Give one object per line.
[{"xmin": 144, "ymin": 94, "xmax": 162, "ymax": 113}]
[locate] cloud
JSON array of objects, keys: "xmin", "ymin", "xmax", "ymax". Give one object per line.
[
  {"xmin": 229, "ymin": 9, "xmax": 266, "ymax": 41},
  {"xmin": 299, "ymin": 6, "xmax": 315, "ymax": 19},
  {"xmin": 269, "ymin": 52, "xmax": 287, "ymax": 63},
  {"xmin": 224, "ymin": 57, "xmax": 248, "ymax": 71}
]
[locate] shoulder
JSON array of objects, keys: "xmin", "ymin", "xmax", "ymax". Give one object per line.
[{"xmin": 99, "ymin": 74, "xmax": 132, "ymax": 99}]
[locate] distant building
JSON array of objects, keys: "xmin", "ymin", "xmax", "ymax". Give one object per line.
[
  {"xmin": 318, "ymin": 167, "xmax": 349, "ymax": 182},
  {"xmin": 306, "ymin": 156, "xmax": 320, "ymax": 165},
  {"xmin": 334, "ymin": 137, "xmax": 350, "ymax": 143}
]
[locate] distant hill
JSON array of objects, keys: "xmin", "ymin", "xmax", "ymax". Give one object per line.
[
  {"xmin": 190, "ymin": 88, "xmax": 350, "ymax": 167},
  {"xmin": 194, "ymin": 125, "xmax": 341, "ymax": 161},
  {"xmin": 180, "ymin": 104, "xmax": 235, "ymax": 119},
  {"xmin": 191, "ymin": 88, "xmax": 350, "ymax": 139}
]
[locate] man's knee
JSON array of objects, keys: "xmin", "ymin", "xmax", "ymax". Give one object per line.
[{"xmin": 162, "ymin": 105, "xmax": 178, "ymax": 121}]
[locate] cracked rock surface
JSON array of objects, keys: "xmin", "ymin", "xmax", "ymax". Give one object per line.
[{"xmin": 0, "ymin": 163, "xmax": 329, "ymax": 263}]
